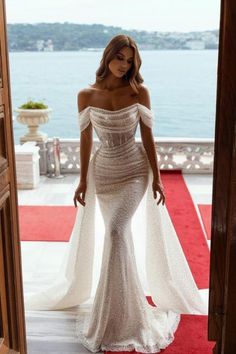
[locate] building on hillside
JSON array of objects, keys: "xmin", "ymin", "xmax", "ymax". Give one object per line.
[{"xmin": 185, "ymin": 40, "xmax": 205, "ymax": 50}]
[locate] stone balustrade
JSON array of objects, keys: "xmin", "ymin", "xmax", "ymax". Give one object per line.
[{"xmin": 37, "ymin": 137, "xmax": 214, "ymax": 176}]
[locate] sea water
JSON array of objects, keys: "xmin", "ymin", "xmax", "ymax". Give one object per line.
[{"xmin": 9, "ymin": 49, "xmax": 218, "ymax": 143}]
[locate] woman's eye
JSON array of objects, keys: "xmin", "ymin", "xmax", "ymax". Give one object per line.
[{"xmin": 116, "ymin": 55, "xmax": 133, "ymax": 64}]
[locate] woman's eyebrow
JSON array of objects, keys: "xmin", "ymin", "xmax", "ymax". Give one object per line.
[{"xmin": 117, "ymin": 52, "xmax": 134, "ymax": 60}]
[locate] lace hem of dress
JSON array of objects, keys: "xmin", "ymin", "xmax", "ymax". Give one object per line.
[{"xmin": 75, "ymin": 305, "xmax": 181, "ymax": 353}]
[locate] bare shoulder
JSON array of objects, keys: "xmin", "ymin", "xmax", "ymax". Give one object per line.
[
  {"xmin": 137, "ymin": 84, "xmax": 151, "ymax": 109},
  {"xmin": 77, "ymin": 88, "xmax": 93, "ymax": 112}
]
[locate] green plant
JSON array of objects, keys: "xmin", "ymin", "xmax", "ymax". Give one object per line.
[{"xmin": 19, "ymin": 100, "xmax": 48, "ymax": 109}]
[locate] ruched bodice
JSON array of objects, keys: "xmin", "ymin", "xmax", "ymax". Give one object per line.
[{"xmin": 79, "ymin": 103, "xmax": 154, "ymax": 194}]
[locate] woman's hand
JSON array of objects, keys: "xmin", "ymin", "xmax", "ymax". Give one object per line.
[
  {"xmin": 73, "ymin": 181, "xmax": 87, "ymax": 207},
  {"xmin": 152, "ymin": 178, "xmax": 165, "ymax": 205}
]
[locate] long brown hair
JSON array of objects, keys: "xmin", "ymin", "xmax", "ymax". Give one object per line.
[{"xmin": 95, "ymin": 34, "xmax": 144, "ymax": 95}]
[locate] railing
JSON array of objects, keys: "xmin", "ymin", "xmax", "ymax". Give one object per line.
[{"xmin": 37, "ymin": 137, "xmax": 214, "ymax": 175}]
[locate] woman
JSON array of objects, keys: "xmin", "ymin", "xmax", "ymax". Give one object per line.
[
  {"xmin": 24, "ymin": 34, "xmax": 207, "ymax": 352},
  {"xmin": 73, "ymin": 34, "xmax": 207, "ymax": 352}
]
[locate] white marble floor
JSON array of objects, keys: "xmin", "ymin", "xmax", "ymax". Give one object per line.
[
  {"xmin": 18, "ymin": 173, "xmax": 213, "ymax": 354},
  {"xmin": 25, "ymin": 308, "xmax": 95, "ymax": 354}
]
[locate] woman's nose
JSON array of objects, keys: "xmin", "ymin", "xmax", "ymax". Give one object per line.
[{"xmin": 121, "ymin": 62, "xmax": 129, "ymax": 69}]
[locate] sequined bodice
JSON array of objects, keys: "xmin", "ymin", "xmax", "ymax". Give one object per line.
[
  {"xmin": 78, "ymin": 102, "xmax": 154, "ymax": 195},
  {"xmin": 91, "ymin": 105, "xmax": 139, "ymax": 148}
]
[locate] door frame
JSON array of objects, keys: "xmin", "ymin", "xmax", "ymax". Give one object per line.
[
  {"xmin": 208, "ymin": 0, "xmax": 236, "ymax": 353},
  {"xmin": 0, "ymin": 0, "xmax": 27, "ymax": 352}
]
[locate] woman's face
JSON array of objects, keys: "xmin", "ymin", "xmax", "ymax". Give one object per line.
[{"xmin": 108, "ymin": 46, "xmax": 134, "ymax": 78}]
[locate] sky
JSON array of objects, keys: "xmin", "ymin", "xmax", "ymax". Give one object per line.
[{"xmin": 6, "ymin": 0, "xmax": 221, "ymax": 32}]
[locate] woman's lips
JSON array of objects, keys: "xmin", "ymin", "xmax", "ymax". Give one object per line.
[{"xmin": 119, "ymin": 69, "xmax": 126, "ymax": 73}]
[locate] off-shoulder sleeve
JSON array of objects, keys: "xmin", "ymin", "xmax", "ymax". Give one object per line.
[
  {"xmin": 138, "ymin": 103, "xmax": 154, "ymax": 129},
  {"xmin": 78, "ymin": 107, "xmax": 90, "ymax": 132}
]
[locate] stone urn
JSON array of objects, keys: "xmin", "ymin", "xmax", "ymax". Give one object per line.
[{"xmin": 15, "ymin": 107, "xmax": 52, "ymax": 143}]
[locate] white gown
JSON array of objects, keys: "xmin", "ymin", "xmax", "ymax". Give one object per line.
[{"xmin": 24, "ymin": 102, "xmax": 208, "ymax": 353}]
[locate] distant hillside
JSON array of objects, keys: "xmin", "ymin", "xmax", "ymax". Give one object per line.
[{"xmin": 7, "ymin": 23, "xmax": 219, "ymax": 51}]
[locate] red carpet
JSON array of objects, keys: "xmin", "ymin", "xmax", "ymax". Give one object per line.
[
  {"xmin": 161, "ymin": 171, "xmax": 210, "ymax": 289},
  {"xmin": 161, "ymin": 314, "xmax": 215, "ymax": 354},
  {"xmin": 198, "ymin": 204, "xmax": 212, "ymax": 240},
  {"xmin": 18, "ymin": 206, "xmax": 77, "ymax": 242}
]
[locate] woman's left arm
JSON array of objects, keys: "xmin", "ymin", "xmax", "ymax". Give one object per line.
[{"xmin": 138, "ymin": 85, "xmax": 165, "ymax": 205}]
